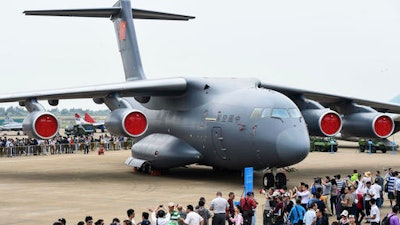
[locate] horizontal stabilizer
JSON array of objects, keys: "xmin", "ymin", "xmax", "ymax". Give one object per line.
[{"xmin": 23, "ymin": 8, "xmax": 195, "ymax": 21}]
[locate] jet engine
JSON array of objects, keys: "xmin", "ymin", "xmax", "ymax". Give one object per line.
[
  {"xmin": 105, "ymin": 108, "xmax": 148, "ymax": 137},
  {"xmin": 301, "ymin": 109, "xmax": 342, "ymax": 137},
  {"xmin": 23, "ymin": 111, "xmax": 59, "ymax": 139},
  {"xmin": 341, "ymin": 113, "xmax": 394, "ymax": 138}
]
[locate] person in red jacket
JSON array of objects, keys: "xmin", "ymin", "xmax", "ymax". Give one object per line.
[{"xmin": 240, "ymin": 192, "xmax": 257, "ymax": 225}]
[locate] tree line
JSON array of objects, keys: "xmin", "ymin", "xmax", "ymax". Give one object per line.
[{"xmin": 1, "ymin": 106, "xmax": 110, "ymax": 117}]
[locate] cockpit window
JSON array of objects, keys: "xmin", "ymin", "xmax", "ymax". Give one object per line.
[
  {"xmin": 271, "ymin": 108, "xmax": 290, "ymax": 118},
  {"xmin": 250, "ymin": 107, "xmax": 302, "ymax": 119},
  {"xmin": 250, "ymin": 108, "xmax": 263, "ymax": 118},
  {"xmin": 288, "ymin": 108, "xmax": 302, "ymax": 118},
  {"xmin": 261, "ymin": 108, "xmax": 272, "ymax": 118}
]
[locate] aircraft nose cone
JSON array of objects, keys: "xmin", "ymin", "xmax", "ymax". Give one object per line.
[{"xmin": 276, "ymin": 127, "xmax": 309, "ymax": 166}]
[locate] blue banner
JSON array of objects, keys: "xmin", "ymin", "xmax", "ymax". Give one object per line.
[{"xmin": 244, "ymin": 167, "xmax": 254, "ymax": 195}]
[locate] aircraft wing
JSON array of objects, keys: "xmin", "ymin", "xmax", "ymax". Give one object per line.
[
  {"xmin": 259, "ymin": 82, "xmax": 400, "ymax": 114},
  {"xmin": 0, "ymin": 78, "xmax": 187, "ymax": 103}
]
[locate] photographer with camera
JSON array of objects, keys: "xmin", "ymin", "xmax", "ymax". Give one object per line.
[
  {"xmin": 261, "ymin": 187, "xmax": 276, "ymax": 225},
  {"xmin": 149, "ymin": 205, "xmax": 169, "ymax": 225},
  {"xmin": 293, "ymin": 183, "xmax": 311, "ymax": 209}
]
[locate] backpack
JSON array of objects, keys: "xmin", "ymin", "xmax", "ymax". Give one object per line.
[{"xmin": 382, "ymin": 214, "xmax": 394, "ymax": 225}]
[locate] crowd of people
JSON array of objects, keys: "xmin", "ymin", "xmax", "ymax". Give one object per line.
[
  {"xmin": 259, "ymin": 169, "xmax": 400, "ymax": 225},
  {"xmin": 49, "ymin": 168, "xmax": 400, "ymax": 225},
  {"xmin": 0, "ymin": 134, "xmax": 134, "ymax": 156}
]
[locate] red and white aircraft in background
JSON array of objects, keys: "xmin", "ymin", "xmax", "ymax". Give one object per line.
[{"xmin": 74, "ymin": 113, "xmax": 106, "ymax": 132}]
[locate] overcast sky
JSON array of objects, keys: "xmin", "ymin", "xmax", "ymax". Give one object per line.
[{"xmin": 1, "ymin": 0, "xmax": 400, "ymax": 110}]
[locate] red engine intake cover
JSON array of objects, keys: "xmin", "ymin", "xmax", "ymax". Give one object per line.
[
  {"xmin": 374, "ymin": 115, "xmax": 394, "ymax": 138},
  {"xmin": 320, "ymin": 112, "xmax": 342, "ymax": 136},
  {"xmin": 124, "ymin": 111, "xmax": 148, "ymax": 137},
  {"xmin": 34, "ymin": 114, "xmax": 59, "ymax": 139}
]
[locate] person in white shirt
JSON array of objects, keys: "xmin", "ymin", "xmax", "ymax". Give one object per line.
[
  {"xmin": 363, "ymin": 181, "xmax": 377, "ymax": 218},
  {"xmin": 370, "ymin": 179, "xmax": 382, "ymax": 208},
  {"xmin": 304, "ymin": 202, "xmax": 317, "ymax": 225},
  {"xmin": 295, "ymin": 183, "xmax": 311, "ymax": 209},
  {"xmin": 209, "ymin": 191, "xmax": 229, "ymax": 225},
  {"xmin": 365, "ymin": 199, "xmax": 380, "ymax": 225},
  {"xmin": 395, "ymin": 173, "xmax": 400, "ymax": 207},
  {"xmin": 180, "ymin": 205, "xmax": 204, "ymax": 225}
]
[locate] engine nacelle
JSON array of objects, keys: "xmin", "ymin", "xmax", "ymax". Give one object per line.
[
  {"xmin": 105, "ymin": 108, "xmax": 148, "ymax": 137},
  {"xmin": 342, "ymin": 113, "xmax": 394, "ymax": 138},
  {"xmin": 23, "ymin": 111, "xmax": 59, "ymax": 139},
  {"xmin": 301, "ymin": 109, "xmax": 342, "ymax": 137}
]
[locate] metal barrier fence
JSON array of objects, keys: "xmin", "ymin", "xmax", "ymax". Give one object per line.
[{"xmin": 0, "ymin": 141, "xmax": 133, "ymax": 157}]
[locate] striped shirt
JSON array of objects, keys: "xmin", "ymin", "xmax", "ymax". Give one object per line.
[
  {"xmin": 336, "ymin": 179, "xmax": 346, "ymax": 192},
  {"xmin": 388, "ymin": 176, "xmax": 397, "ymax": 193}
]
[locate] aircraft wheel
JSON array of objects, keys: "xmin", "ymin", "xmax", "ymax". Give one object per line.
[
  {"xmin": 139, "ymin": 162, "xmax": 152, "ymax": 174},
  {"xmin": 359, "ymin": 146, "xmax": 365, "ymax": 152},
  {"xmin": 263, "ymin": 173, "xmax": 275, "ymax": 189},
  {"xmin": 275, "ymin": 172, "xmax": 287, "ymax": 189},
  {"xmin": 333, "ymin": 146, "xmax": 338, "ymax": 152},
  {"xmin": 382, "ymin": 149, "xmax": 387, "ymax": 153}
]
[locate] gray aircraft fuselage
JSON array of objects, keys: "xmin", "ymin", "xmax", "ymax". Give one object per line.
[{"xmin": 128, "ymin": 77, "xmax": 310, "ymax": 170}]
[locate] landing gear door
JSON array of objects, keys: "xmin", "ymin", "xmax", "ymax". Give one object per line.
[{"xmin": 212, "ymin": 127, "xmax": 228, "ymax": 160}]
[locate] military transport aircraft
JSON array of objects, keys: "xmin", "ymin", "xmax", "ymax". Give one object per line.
[{"xmin": 0, "ymin": 0, "xmax": 400, "ymax": 188}]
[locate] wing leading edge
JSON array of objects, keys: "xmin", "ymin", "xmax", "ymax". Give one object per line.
[{"xmin": 0, "ymin": 78, "xmax": 187, "ymax": 103}]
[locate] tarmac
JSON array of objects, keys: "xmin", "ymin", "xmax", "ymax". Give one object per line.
[{"xmin": 0, "ymin": 141, "xmax": 399, "ymax": 225}]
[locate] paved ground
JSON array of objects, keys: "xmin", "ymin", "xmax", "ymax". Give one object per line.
[{"xmin": 0, "ymin": 143, "xmax": 399, "ymax": 225}]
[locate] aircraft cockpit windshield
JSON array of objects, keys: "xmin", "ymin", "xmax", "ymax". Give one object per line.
[{"xmin": 251, "ymin": 108, "xmax": 302, "ymax": 119}]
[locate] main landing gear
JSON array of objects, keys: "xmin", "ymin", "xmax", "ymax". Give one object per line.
[
  {"xmin": 133, "ymin": 162, "xmax": 164, "ymax": 176},
  {"xmin": 262, "ymin": 167, "xmax": 293, "ymax": 189}
]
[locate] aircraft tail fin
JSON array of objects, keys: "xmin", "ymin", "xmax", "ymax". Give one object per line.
[
  {"xmin": 4, "ymin": 114, "xmax": 15, "ymax": 124},
  {"xmin": 84, "ymin": 113, "xmax": 96, "ymax": 123},
  {"xmin": 24, "ymin": 0, "xmax": 194, "ymax": 82},
  {"xmin": 74, "ymin": 113, "xmax": 85, "ymax": 124}
]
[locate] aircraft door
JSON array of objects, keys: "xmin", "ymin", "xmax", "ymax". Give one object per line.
[{"xmin": 212, "ymin": 127, "xmax": 228, "ymax": 160}]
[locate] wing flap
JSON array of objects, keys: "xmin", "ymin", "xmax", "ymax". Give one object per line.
[{"xmin": 0, "ymin": 78, "xmax": 187, "ymax": 103}]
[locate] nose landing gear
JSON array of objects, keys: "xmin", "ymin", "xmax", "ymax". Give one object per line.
[{"xmin": 262, "ymin": 167, "xmax": 292, "ymax": 189}]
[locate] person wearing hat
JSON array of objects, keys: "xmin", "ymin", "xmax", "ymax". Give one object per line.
[
  {"xmin": 339, "ymin": 210, "xmax": 350, "ymax": 225},
  {"xmin": 361, "ymin": 172, "xmax": 373, "ymax": 189},
  {"xmin": 167, "ymin": 202, "xmax": 181, "ymax": 225},
  {"xmin": 239, "ymin": 191, "xmax": 257, "ymax": 225}
]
